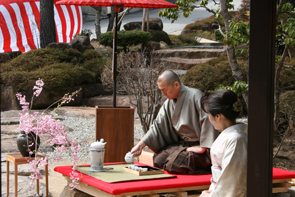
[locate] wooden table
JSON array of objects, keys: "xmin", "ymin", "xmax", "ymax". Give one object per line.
[
  {"xmin": 54, "ymin": 163, "xmax": 295, "ymax": 197},
  {"xmin": 6, "ymin": 153, "xmax": 49, "ymax": 197}
]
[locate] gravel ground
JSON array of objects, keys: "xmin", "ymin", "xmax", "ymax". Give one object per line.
[
  {"xmin": 44, "ymin": 115, "xmax": 248, "ymax": 163},
  {"xmin": 45, "ymin": 115, "xmax": 145, "ymax": 163}
]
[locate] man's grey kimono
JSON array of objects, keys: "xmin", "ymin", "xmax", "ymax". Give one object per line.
[{"xmin": 141, "ymin": 84, "xmax": 218, "ymax": 174}]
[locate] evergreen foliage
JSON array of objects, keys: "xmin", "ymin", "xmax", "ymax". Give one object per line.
[
  {"xmin": 99, "ymin": 30, "xmax": 152, "ymax": 51},
  {"xmin": 0, "ymin": 48, "xmax": 106, "ymax": 92},
  {"xmin": 182, "ymin": 53, "xmax": 248, "ymax": 92}
]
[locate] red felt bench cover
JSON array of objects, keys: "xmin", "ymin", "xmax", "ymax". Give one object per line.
[{"xmin": 54, "ymin": 162, "xmax": 295, "ymax": 195}]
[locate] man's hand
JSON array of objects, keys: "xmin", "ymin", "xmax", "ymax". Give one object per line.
[
  {"xmin": 130, "ymin": 141, "xmax": 146, "ymax": 157},
  {"xmin": 200, "ymin": 190, "xmax": 212, "ymax": 197},
  {"xmin": 186, "ymin": 145, "xmax": 207, "ymax": 154}
]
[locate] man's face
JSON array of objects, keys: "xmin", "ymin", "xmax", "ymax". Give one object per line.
[{"xmin": 157, "ymin": 80, "xmax": 180, "ymax": 100}]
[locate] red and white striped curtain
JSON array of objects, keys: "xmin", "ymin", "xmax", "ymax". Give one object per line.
[{"xmin": 0, "ymin": 0, "xmax": 82, "ymax": 53}]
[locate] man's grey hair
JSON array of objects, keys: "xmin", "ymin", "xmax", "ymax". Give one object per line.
[{"xmin": 157, "ymin": 70, "xmax": 180, "ymax": 86}]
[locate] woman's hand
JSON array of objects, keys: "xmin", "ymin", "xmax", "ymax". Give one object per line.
[
  {"xmin": 200, "ymin": 190, "xmax": 212, "ymax": 197},
  {"xmin": 186, "ymin": 145, "xmax": 207, "ymax": 154}
]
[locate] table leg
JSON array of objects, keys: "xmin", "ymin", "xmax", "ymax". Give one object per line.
[
  {"xmin": 45, "ymin": 163, "xmax": 48, "ymax": 197},
  {"xmin": 6, "ymin": 160, "xmax": 9, "ymax": 197},
  {"xmin": 36, "ymin": 178, "xmax": 39, "ymax": 195},
  {"xmin": 14, "ymin": 164, "xmax": 17, "ymax": 197}
]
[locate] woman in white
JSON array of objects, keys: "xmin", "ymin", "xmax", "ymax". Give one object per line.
[{"xmin": 200, "ymin": 89, "xmax": 247, "ymax": 197}]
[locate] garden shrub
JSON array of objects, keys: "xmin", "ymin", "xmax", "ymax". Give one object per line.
[
  {"xmin": 168, "ymin": 35, "xmax": 184, "ymax": 46},
  {"xmin": 182, "ymin": 52, "xmax": 248, "ymax": 92},
  {"xmin": 183, "ymin": 12, "xmax": 237, "ymax": 32},
  {"xmin": 276, "ymin": 90, "xmax": 295, "ymax": 137},
  {"xmin": 178, "ymin": 33, "xmax": 199, "ymax": 45},
  {"xmin": 99, "ymin": 30, "xmax": 152, "ymax": 51},
  {"xmin": 279, "ymin": 58, "xmax": 295, "ymax": 89},
  {"xmin": 183, "ymin": 15, "xmax": 217, "ymax": 31},
  {"xmin": 215, "ymin": 28, "xmax": 225, "ymax": 41},
  {"xmin": 280, "ymin": 90, "xmax": 295, "ymax": 117},
  {"xmin": 148, "ymin": 30, "xmax": 172, "ymax": 45},
  {"xmin": 0, "ymin": 47, "xmax": 105, "ymax": 92}
]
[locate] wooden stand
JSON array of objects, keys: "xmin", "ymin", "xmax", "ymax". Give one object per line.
[
  {"xmin": 6, "ymin": 153, "xmax": 48, "ymax": 197},
  {"xmin": 95, "ymin": 106, "xmax": 134, "ymax": 162}
]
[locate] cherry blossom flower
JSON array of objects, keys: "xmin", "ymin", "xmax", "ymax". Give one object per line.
[{"xmin": 15, "ymin": 79, "xmax": 82, "ymax": 192}]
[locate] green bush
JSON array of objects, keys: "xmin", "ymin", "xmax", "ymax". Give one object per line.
[
  {"xmin": 148, "ymin": 30, "xmax": 172, "ymax": 45},
  {"xmin": 0, "ymin": 47, "xmax": 106, "ymax": 92},
  {"xmin": 183, "ymin": 12, "xmax": 237, "ymax": 32},
  {"xmin": 182, "ymin": 53, "xmax": 248, "ymax": 92},
  {"xmin": 99, "ymin": 30, "xmax": 152, "ymax": 50},
  {"xmin": 178, "ymin": 33, "xmax": 199, "ymax": 45},
  {"xmin": 183, "ymin": 15, "xmax": 217, "ymax": 31},
  {"xmin": 168, "ymin": 35, "xmax": 184, "ymax": 46},
  {"xmin": 277, "ymin": 90, "xmax": 295, "ymax": 136},
  {"xmin": 215, "ymin": 28, "xmax": 224, "ymax": 41},
  {"xmin": 280, "ymin": 90, "xmax": 295, "ymax": 117},
  {"xmin": 279, "ymin": 58, "xmax": 295, "ymax": 89}
]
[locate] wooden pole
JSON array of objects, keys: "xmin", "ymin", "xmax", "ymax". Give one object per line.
[
  {"xmin": 112, "ymin": 8, "xmax": 118, "ymax": 108},
  {"xmin": 146, "ymin": 9, "xmax": 149, "ymax": 32},
  {"xmin": 142, "ymin": 8, "xmax": 146, "ymax": 31},
  {"xmin": 247, "ymin": 0, "xmax": 277, "ymax": 196}
]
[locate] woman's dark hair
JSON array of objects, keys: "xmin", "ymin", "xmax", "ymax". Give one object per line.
[{"xmin": 201, "ymin": 89, "xmax": 239, "ymax": 121}]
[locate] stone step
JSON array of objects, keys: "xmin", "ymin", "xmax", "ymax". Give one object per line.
[
  {"xmin": 154, "ymin": 48, "xmax": 225, "ymax": 59},
  {"xmin": 160, "ymin": 57, "xmax": 214, "ymax": 70}
]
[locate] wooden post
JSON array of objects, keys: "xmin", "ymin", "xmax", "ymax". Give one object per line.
[
  {"xmin": 142, "ymin": 8, "xmax": 146, "ymax": 31},
  {"xmin": 95, "ymin": 106, "xmax": 134, "ymax": 162},
  {"xmin": 146, "ymin": 9, "xmax": 149, "ymax": 32},
  {"xmin": 248, "ymin": 0, "xmax": 277, "ymax": 196}
]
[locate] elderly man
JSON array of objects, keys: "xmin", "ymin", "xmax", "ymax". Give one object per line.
[{"xmin": 131, "ymin": 70, "xmax": 218, "ymax": 175}]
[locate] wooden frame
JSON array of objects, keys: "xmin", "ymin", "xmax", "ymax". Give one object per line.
[{"xmin": 63, "ymin": 175, "xmax": 292, "ymax": 197}]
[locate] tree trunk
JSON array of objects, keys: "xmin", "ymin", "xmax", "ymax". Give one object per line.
[
  {"xmin": 107, "ymin": 7, "xmax": 115, "ymax": 32},
  {"xmin": 274, "ymin": 45, "xmax": 288, "ymax": 127},
  {"xmin": 40, "ymin": 0, "xmax": 56, "ymax": 48},
  {"xmin": 220, "ymin": 0, "xmax": 248, "ymax": 106},
  {"xmin": 91, "ymin": 6, "xmax": 102, "ymax": 39}
]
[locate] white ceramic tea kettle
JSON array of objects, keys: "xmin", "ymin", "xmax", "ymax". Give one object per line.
[{"xmin": 89, "ymin": 138, "xmax": 107, "ymax": 172}]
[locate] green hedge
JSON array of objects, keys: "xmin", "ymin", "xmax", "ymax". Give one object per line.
[
  {"xmin": 182, "ymin": 53, "xmax": 248, "ymax": 92},
  {"xmin": 148, "ymin": 30, "xmax": 171, "ymax": 45},
  {"xmin": 99, "ymin": 30, "xmax": 152, "ymax": 50},
  {"xmin": 0, "ymin": 47, "xmax": 106, "ymax": 92},
  {"xmin": 280, "ymin": 90, "xmax": 295, "ymax": 116},
  {"xmin": 279, "ymin": 58, "xmax": 295, "ymax": 88}
]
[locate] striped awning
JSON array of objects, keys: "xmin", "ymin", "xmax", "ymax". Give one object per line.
[
  {"xmin": 56, "ymin": 0, "xmax": 178, "ymax": 9},
  {"xmin": 0, "ymin": 0, "xmax": 83, "ymax": 53}
]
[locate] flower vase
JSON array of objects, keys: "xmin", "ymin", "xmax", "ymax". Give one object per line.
[{"xmin": 16, "ymin": 131, "xmax": 40, "ymax": 157}]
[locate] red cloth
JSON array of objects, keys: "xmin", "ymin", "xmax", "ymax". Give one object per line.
[{"xmin": 54, "ymin": 162, "xmax": 295, "ymax": 195}]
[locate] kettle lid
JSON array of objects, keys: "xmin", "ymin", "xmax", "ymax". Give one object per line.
[{"xmin": 90, "ymin": 138, "xmax": 107, "ymax": 149}]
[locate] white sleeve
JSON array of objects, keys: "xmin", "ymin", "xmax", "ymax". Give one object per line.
[{"xmin": 210, "ymin": 134, "xmax": 247, "ymax": 197}]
